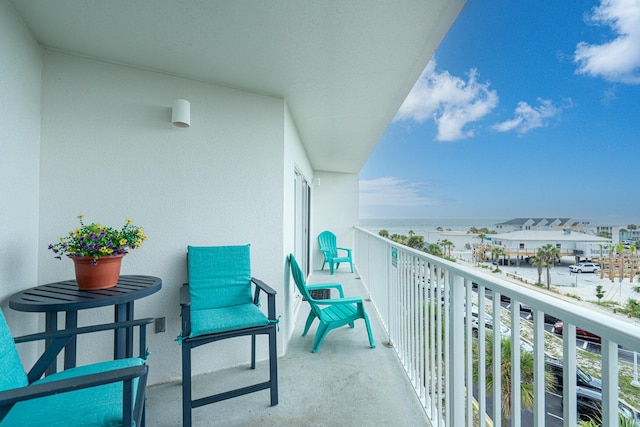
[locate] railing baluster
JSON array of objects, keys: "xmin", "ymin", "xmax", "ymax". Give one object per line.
[
  {"xmin": 441, "ymin": 268, "xmax": 449, "ymax": 427},
  {"xmin": 511, "ymin": 298, "xmax": 521, "ymax": 427},
  {"xmin": 465, "ymin": 278, "xmax": 473, "ymax": 426},
  {"xmin": 478, "ymin": 283, "xmax": 487, "ymax": 427},
  {"xmin": 449, "ymin": 273, "xmax": 465, "ymax": 427},
  {"xmin": 601, "ymin": 338, "xmax": 618, "ymax": 427},
  {"xmin": 492, "ymin": 292, "xmax": 502, "ymax": 427},
  {"xmin": 532, "ymin": 309, "xmax": 545, "ymax": 426},
  {"xmin": 562, "ymin": 323, "xmax": 577, "ymax": 427}
]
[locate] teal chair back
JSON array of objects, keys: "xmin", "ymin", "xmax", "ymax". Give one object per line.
[
  {"xmin": 0, "ymin": 312, "xmax": 28, "ymax": 392},
  {"xmin": 289, "ymin": 254, "xmax": 321, "ymax": 315},
  {"xmin": 188, "ymin": 244, "xmax": 253, "ymax": 310},
  {"xmin": 318, "ymin": 231, "xmax": 337, "ymax": 257}
]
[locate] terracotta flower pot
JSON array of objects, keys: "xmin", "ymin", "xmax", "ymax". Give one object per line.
[{"xmin": 72, "ymin": 254, "xmax": 125, "ymax": 290}]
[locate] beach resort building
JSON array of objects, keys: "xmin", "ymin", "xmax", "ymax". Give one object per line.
[
  {"xmin": 495, "ymin": 217, "xmax": 583, "ymax": 232},
  {"xmin": 2, "ymin": 2, "xmax": 639, "ymax": 426},
  {"xmin": 482, "ymin": 229, "xmax": 611, "ymax": 264}
]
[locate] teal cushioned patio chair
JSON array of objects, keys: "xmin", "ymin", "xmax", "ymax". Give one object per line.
[
  {"xmin": 178, "ymin": 245, "xmax": 278, "ymax": 427},
  {"xmin": 318, "ymin": 230, "xmax": 353, "ymax": 274},
  {"xmin": 0, "ymin": 309, "xmax": 151, "ymax": 427},
  {"xmin": 289, "ymin": 254, "xmax": 374, "ymax": 353}
]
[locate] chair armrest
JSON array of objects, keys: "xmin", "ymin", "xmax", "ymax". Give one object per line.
[
  {"xmin": 0, "ymin": 364, "xmax": 148, "ymax": 422},
  {"xmin": 14, "ymin": 318, "xmax": 153, "ymax": 383},
  {"xmin": 13, "ymin": 318, "xmax": 154, "ymax": 344},
  {"xmin": 252, "ymin": 278, "xmax": 276, "ymax": 295},
  {"xmin": 306, "ymin": 283, "xmax": 345, "ymax": 298},
  {"xmin": 336, "ymin": 247, "xmax": 352, "ymax": 256},
  {"xmin": 251, "ymin": 278, "xmax": 277, "ymax": 321},
  {"xmin": 314, "ymin": 296, "xmax": 363, "ymax": 305}
]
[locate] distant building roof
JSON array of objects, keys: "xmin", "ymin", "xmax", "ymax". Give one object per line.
[
  {"xmin": 496, "ymin": 217, "xmax": 574, "ymax": 227},
  {"xmin": 490, "ymin": 230, "xmax": 610, "ymax": 243}
]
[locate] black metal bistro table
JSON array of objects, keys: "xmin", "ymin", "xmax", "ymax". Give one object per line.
[{"xmin": 10, "ymin": 275, "xmax": 162, "ymax": 375}]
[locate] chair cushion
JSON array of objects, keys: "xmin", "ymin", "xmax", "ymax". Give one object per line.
[
  {"xmin": 0, "ymin": 312, "xmax": 28, "ymax": 392},
  {"xmin": 188, "ymin": 245, "xmax": 252, "ymax": 310},
  {"xmin": 1, "ymin": 358, "xmax": 144, "ymax": 427},
  {"xmin": 189, "ymin": 303, "xmax": 269, "ymax": 337}
]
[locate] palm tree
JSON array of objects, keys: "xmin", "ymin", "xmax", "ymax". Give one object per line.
[
  {"xmin": 440, "ymin": 239, "xmax": 454, "ymax": 257},
  {"xmin": 608, "ymin": 244, "xmax": 616, "ymax": 282},
  {"xmin": 407, "ymin": 233, "xmax": 425, "ymax": 250},
  {"xmin": 630, "ymin": 245, "xmax": 637, "ymax": 281},
  {"xmin": 492, "ymin": 247, "xmax": 506, "ymax": 268},
  {"xmin": 598, "ymin": 244, "xmax": 605, "ymax": 280},
  {"xmin": 473, "ymin": 335, "xmax": 555, "ymax": 424},
  {"xmin": 426, "ymin": 243, "xmax": 442, "ymax": 256},
  {"xmin": 617, "ymin": 242, "xmax": 626, "ymax": 282},
  {"xmin": 537, "ymin": 244, "xmax": 560, "ymax": 289},
  {"xmin": 529, "ymin": 256, "xmax": 545, "ymax": 285}
]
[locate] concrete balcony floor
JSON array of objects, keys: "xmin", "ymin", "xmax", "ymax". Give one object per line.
[{"xmin": 145, "ymin": 269, "xmax": 429, "ymax": 426}]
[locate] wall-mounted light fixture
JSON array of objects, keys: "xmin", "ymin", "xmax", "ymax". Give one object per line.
[{"xmin": 171, "ymin": 99, "xmax": 190, "ymax": 128}]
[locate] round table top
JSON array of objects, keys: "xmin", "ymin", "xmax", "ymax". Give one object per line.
[{"xmin": 9, "ymin": 275, "xmax": 162, "ymax": 312}]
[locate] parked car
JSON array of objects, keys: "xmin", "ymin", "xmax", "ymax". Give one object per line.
[
  {"xmin": 507, "ymin": 302, "xmax": 533, "ymax": 313},
  {"xmin": 569, "ymin": 262, "xmax": 600, "ymax": 273},
  {"xmin": 552, "ymin": 320, "xmax": 601, "ymax": 343},
  {"xmin": 545, "ymin": 357, "xmax": 603, "ymax": 392},
  {"xmin": 565, "ymin": 386, "xmax": 640, "ymax": 424},
  {"xmin": 465, "ymin": 305, "xmax": 510, "ymax": 337}
]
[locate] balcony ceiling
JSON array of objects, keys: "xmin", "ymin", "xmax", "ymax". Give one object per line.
[{"xmin": 10, "ymin": 0, "xmax": 464, "ymax": 174}]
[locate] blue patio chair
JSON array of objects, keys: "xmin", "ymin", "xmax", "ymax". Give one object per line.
[
  {"xmin": 178, "ymin": 245, "xmax": 278, "ymax": 427},
  {"xmin": 318, "ymin": 230, "xmax": 353, "ymax": 274},
  {"xmin": 289, "ymin": 254, "xmax": 374, "ymax": 353},
  {"xmin": 0, "ymin": 309, "xmax": 151, "ymax": 427}
]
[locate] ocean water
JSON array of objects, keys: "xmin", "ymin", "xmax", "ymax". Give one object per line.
[
  {"xmin": 358, "ymin": 218, "xmax": 505, "ymax": 235},
  {"xmin": 357, "ymin": 218, "xmax": 506, "ymax": 249}
]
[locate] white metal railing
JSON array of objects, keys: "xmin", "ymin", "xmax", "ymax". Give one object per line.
[{"xmin": 354, "ymin": 227, "xmax": 640, "ymax": 427}]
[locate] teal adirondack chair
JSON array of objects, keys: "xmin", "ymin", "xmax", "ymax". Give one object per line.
[
  {"xmin": 318, "ymin": 230, "xmax": 353, "ymax": 274},
  {"xmin": 289, "ymin": 254, "xmax": 375, "ymax": 353}
]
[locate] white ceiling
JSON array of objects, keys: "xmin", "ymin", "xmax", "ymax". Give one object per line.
[{"xmin": 10, "ymin": 0, "xmax": 464, "ymax": 174}]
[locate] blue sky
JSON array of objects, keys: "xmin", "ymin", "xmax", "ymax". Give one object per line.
[{"xmin": 359, "ymin": 0, "xmax": 640, "ymax": 225}]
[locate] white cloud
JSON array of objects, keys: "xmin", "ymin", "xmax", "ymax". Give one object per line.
[
  {"xmin": 394, "ymin": 61, "xmax": 499, "ymax": 141},
  {"xmin": 492, "ymin": 98, "xmax": 563, "ymax": 134},
  {"xmin": 574, "ymin": 0, "xmax": 640, "ymax": 84},
  {"xmin": 359, "ymin": 177, "xmax": 439, "ymax": 207}
]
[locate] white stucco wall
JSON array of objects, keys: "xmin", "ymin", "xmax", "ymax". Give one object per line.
[
  {"xmin": 0, "ymin": 0, "xmax": 42, "ymax": 345},
  {"xmin": 312, "ymin": 171, "xmax": 359, "ymax": 271},
  {"xmin": 37, "ymin": 51, "xmax": 288, "ymax": 384}
]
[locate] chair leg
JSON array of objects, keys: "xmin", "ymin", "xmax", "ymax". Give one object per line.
[
  {"xmin": 269, "ymin": 326, "xmax": 279, "ymax": 406},
  {"xmin": 182, "ymin": 343, "xmax": 193, "ymax": 427},
  {"xmin": 303, "ymin": 312, "xmax": 317, "ymax": 336},
  {"xmin": 312, "ymin": 323, "xmax": 330, "ymax": 353},
  {"xmin": 363, "ymin": 314, "xmax": 376, "ymax": 349},
  {"xmin": 349, "ymin": 261, "xmax": 353, "ymax": 273},
  {"xmin": 329, "ymin": 262, "xmax": 334, "ymax": 275},
  {"xmin": 251, "ymin": 333, "xmax": 256, "ymax": 369}
]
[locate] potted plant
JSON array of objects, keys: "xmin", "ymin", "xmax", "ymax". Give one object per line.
[{"xmin": 48, "ymin": 215, "xmax": 147, "ymax": 290}]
